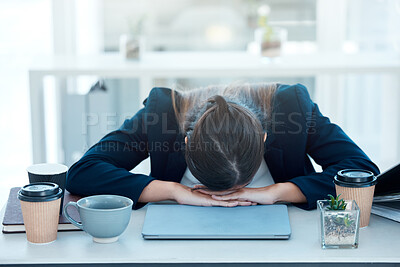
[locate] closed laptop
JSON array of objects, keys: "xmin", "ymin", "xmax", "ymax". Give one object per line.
[{"xmin": 142, "ymin": 204, "xmax": 291, "ymax": 240}]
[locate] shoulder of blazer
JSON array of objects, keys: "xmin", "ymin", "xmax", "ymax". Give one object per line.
[
  {"xmin": 273, "ymin": 83, "xmax": 314, "ymax": 116},
  {"xmin": 143, "ymin": 87, "xmax": 174, "ymax": 112},
  {"xmin": 143, "ymin": 87, "xmax": 179, "ymax": 123},
  {"xmin": 143, "ymin": 87, "xmax": 180, "ymax": 141}
]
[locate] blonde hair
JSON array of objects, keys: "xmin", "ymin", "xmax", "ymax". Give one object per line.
[{"xmin": 171, "ymin": 82, "xmax": 278, "ymax": 134}]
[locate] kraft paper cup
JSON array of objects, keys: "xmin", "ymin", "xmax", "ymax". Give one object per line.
[
  {"xmin": 334, "ymin": 169, "xmax": 377, "ymax": 228},
  {"xmin": 18, "ymin": 183, "xmax": 63, "ymax": 244}
]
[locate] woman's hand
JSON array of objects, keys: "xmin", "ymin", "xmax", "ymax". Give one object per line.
[
  {"xmin": 195, "ymin": 183, "xmax": 306, "ymax": 205},
  {"xmin": 210, "ymin": 186, "xmax": 277, "ymax": 205},
  {"xmin": 172, "ymin": 183, "xmax": 255, "ymax": 207},
  {"xmin": 196, "ymin": 185, "xmax": 278, "ymax": 205}
]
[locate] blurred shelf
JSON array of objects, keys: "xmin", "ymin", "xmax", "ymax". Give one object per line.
[
  {"xmin": 30, "ymin": 51, "xmax": 400, "ymax": 78},
  {"xmin": 269, "ymin": 20, "xmax": 316, "ymax": 26}
]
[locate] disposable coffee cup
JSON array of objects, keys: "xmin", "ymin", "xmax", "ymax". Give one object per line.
[
  {"xmin": 27, "ymin": 163, "xmax": 68, "ymax": 214},
  {"xmin": 334, "ymin": 169, "xmax": 377, "ymax": 228},
  {"xmin": 18, "ymin": 182, "xmax": 63, "ymax": 244}
]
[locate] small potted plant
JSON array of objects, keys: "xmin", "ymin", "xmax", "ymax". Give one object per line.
[
  {"xmin": 119, "ymin": 15, "xmax": 146, "ymax": 60},
  {"xmin": 254, "ymin": 5, "xmax": 287, "ymax": 57},
  {"xmin": 317, "ymin": 194, "xmax": 360, "ymax": 249}
]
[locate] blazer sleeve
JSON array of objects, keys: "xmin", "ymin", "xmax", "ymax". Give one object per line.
[
  {"xmin": 288, "ymin": 84, "xmax": 380, "ymax": 210},
  {"xmin": 65, "ymin": 107, "xmax": 155, "ymax": 210}
]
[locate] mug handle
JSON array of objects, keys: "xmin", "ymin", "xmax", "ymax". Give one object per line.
[{"xmin": 63, "ymin": 202, "xmax": 83, "ymax": 230}]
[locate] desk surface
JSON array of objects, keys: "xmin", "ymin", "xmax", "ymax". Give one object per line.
[{"xmin": 1, "ymin": 204, "xmax": 400, "ymax": 265}]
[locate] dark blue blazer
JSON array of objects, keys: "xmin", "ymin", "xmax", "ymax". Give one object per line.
[{"xmin": 66, "ymin": 84, "xmax": 380, "ymax": 210}]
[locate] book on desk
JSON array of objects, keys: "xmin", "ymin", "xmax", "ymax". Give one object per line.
[{"xmin": 2, "ymin": 187, "xmax": 82, "ymax": 233}]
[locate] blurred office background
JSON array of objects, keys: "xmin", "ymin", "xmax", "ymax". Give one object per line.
[{"xmin": 0, "ymin": 0, "xmax": 399, "ymax": 200}]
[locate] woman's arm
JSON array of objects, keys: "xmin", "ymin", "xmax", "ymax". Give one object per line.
[
  {"xmin": 273, "ymin": 182, "xmax": 306, "ymax": 203},
  {"xmin": 287, "ymin": 84, "xmax": 380, "ymax": 209},
  {"xmin": 138, "ymin": 180, "xmax": 176, "ymax": 203},
  {"xmin": 66, "ymin": 108, "xmax": 155, "ymax": 209}
]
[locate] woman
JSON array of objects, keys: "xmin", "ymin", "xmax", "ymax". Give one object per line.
[{"xmin": 66, "ymin": 83, "xmax": 379, "ymax": 210}]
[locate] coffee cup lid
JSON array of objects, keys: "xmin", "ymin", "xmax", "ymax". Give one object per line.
[
  {"xmin": 334, "ymin": 169, "xmax": 377, "ymax": 188},
  {"xmin": 18, "ymin": 182, "xmax": 63, "ymax": 202}
]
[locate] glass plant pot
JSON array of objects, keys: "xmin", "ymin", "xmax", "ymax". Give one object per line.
[
  {"xmin": 119, "ymin": 34, "xmax": 145, "ymax": 60},
  {"xmin": 317, "ymin": 200, "xmax": 360, "ymax": 249},
  {"xmin": 254, "ymin": 26, "xmax": 287, "ymax": 57}
]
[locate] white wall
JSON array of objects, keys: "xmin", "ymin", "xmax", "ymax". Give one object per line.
[{"xmin": 0, "ymin": 0, "xmax": 53, "ymax": 204}]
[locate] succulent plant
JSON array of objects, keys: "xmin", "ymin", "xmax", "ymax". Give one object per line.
[
  {"xmin": 326, "ymin": 194, "xmax": 355, "ymax": 227},
  {"xmin": 332, "ymin": 213, "xmax": 355, "ymax": 227},
  {"xmin": 343, "ymin": 214, "xmax": 355, "ymax": 227},
  {"xmin": 327, "ymin": 194, "xmax": 347, "ymax": 210}
]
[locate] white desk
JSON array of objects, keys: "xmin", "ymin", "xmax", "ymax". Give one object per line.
[
  {"xmin": 1, "ymin": 203, "xmax": 400, "ymax": 265},
  {"xmin": 28, "ymin": 52, "xmax": 400, "ymax": 164}
]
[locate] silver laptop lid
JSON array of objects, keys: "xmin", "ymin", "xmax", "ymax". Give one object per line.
[{"xmin": 142, "ymin": 204, "xmax": 291, "ymax": 239}]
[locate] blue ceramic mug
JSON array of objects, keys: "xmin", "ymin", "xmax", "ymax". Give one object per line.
[{"xmin": 64, "ymin": 195, "xmax": 133, "ymax": 243}]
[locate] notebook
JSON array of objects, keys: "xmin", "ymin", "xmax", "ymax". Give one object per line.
[
  {"xmin": 371, "ymin": 163, "xmax": 400, "ymax": 223},
  {"xmin": 374, "ymin": 162, "xmax": 400, "ymax": 198},
  {"xmin": 2, "ymin": 187, "xmax": 82, "ymax": 233},
  {"xmin": 371, "ymin": 201, "xmax": 400, "ymax": 223},
  {"xmin": 142, "ymin": 204, "xmax": 291, "ymax": 239}
]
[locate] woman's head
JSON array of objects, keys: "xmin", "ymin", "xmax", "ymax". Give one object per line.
[
  {"xmin": 172, "ymin": 82, "xmax": 277, "ymax": 191},
  {"xmin": 184, "ymin": 95, "xmax": 265, "ymax": 191}
]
